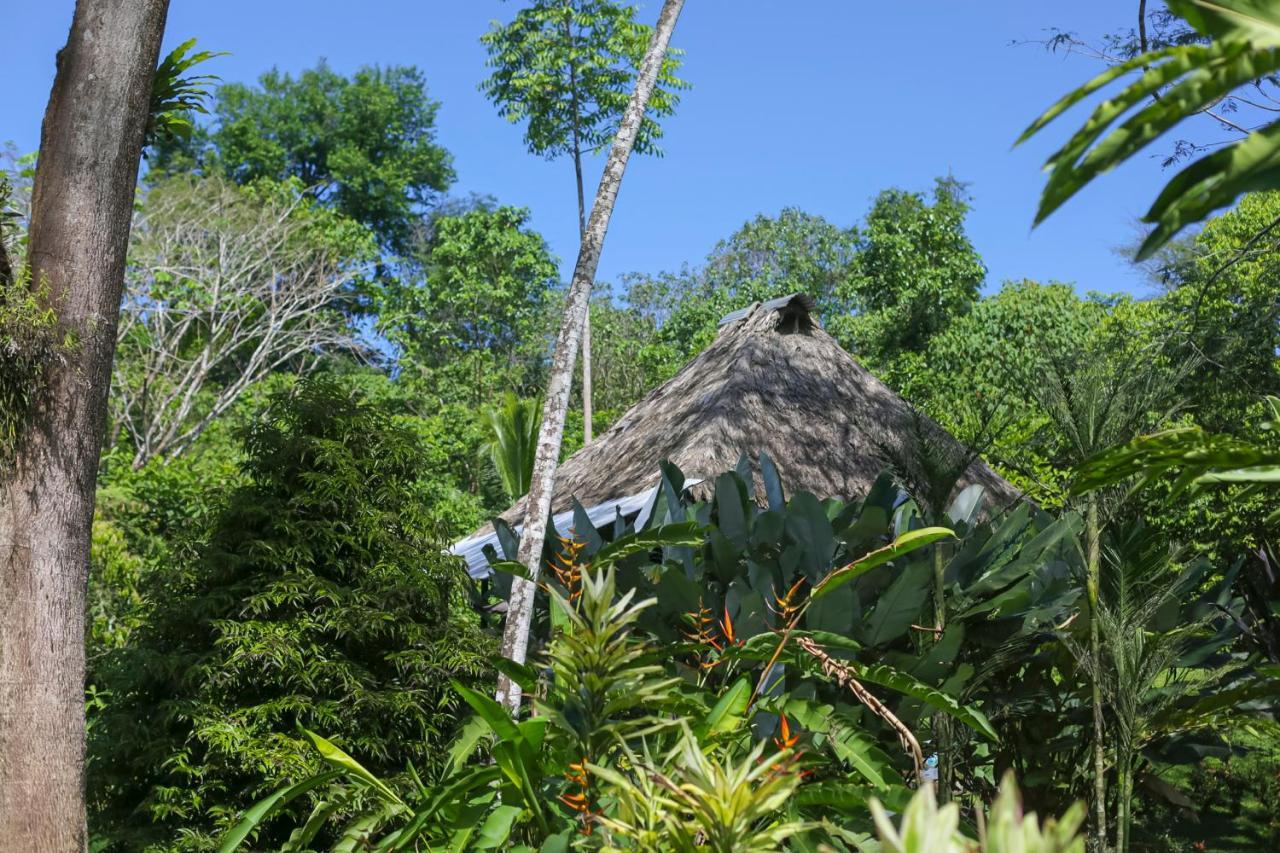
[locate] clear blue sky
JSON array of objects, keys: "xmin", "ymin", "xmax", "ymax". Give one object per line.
[{"xmin": 3, "ymin": 1, "xmax": 1184, "ymax": 298}]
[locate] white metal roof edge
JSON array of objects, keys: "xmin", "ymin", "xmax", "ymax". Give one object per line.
[
  {"xmin": 449, "ymin": 485, "xmax": 660, "ymax": 580},
  {"xmin": 448, "ymin": 477, "xmax": 704, "ymax": 580}
]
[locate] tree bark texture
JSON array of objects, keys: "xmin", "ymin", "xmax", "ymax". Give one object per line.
[
  {"xmin": 1086, "ymin": 497, "xmax": 1108, "ymax": 852},
  {"xmin": 496, "ymin": 0, "xmax": 685, "ymax": 712},
  {"xmin": 0, "ymin": 1, "xmax": 169, "ymax": 847}
]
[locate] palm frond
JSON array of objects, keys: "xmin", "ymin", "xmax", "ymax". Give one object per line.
[{"xmin": 1018, "ymin": 0, "xmax": 1280, "ymax": 258}]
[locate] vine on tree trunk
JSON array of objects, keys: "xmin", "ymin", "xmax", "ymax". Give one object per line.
[{"xmin": 0, "ymin": 272, "xmax": 74, "ymax": 463}]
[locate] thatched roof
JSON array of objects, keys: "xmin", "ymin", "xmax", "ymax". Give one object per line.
[{"xmin": 457, "ymin": 294, "xmax": 1019, "ymax": 570}]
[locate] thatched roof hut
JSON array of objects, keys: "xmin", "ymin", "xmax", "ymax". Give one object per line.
[{"xmin": 453, "ymin": 294, "xmax": 1019, "ymax": 576}]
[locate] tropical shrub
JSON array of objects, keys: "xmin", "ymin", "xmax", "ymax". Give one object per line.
[
  {"xmin": 222, "ymin": 546, "xmax": 1091, "ymax": 851},
  {"xmin": 217, "ymin": 454, "xmax": 1280, "ymax": 849},
  {"xmin": 87, "ymin": 378, "xmax": 494, "ymax": 850}
]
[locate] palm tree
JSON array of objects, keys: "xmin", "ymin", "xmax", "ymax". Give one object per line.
[
  {"xmin": 1024, "ymin": 333, "xmax": 1188, "ymax": 849},
  {"xmin": 495, "ymin": 0, "xmax": 686, "ymax": 712},
  {"xmin": 1068, "ymin": 523, "xmax": 1253, "ymax": 853},
  {"xmin": 484, "ymin": 393, "xmax": 542, "ymax": 502}
]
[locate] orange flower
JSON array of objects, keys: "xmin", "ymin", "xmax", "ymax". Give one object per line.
[
  {"xmin": 548, "ymin": 535, "xmax": 587, "ymax": 603},
  {"xmin": 768, "ymin": 576, "xmax": 807, "ymax": 624},
  {"xmin": 560, "ymin": 756, "xmax": 597, "ymax": 835},
  {"xmin": 684, "ymin": 599, "xmax": 726, "ymax": 671},
  {"xmin": 773, "ymin": 714, "xmax": 801, "ymax": 751},
  {"xmin": 719, "ymin": 606, "xmax": 743, "ymax": 648}
]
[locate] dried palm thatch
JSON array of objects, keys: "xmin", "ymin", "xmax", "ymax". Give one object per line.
[{"xmin": 476, "ymin": 294, "xmax": 1018, "ymax": 537}]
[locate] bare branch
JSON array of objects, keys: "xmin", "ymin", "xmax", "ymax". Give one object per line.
[{"xmin": 112, "ymin": 176, "xmax": 370, "ymax": 467}]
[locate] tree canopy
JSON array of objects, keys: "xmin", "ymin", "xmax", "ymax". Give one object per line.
[
  {"xmin": 152, "ymin": 61, "xmax": 454, "ymax": 253},
  {"xmin": 480, "ymin": 0, "xmax": 688, "ymax": 163}
]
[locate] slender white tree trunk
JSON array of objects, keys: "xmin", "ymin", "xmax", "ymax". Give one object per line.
[
  {"xmin": 567, "ymin": 12, "xmax": 593, "ymax": 446},
  {"xmin": 0, "ymin": 1, "xmax": 169, "ymax": 847},
  {"xmin": 575, "ymin": 147, "xmax": 593, "ymax": 445},
  {"xmin": 496, "ymin": 0, "xmax": 685, "ymax": 711}
]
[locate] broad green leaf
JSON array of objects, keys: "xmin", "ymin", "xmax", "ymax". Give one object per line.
[
  {"xmin": 474, "ymin": 804, "xmax": 523, "ymax": 849},
  {"xmin": 333, "ymin": 811, "xmax": 384, "ymax": 853},
  {"xmin": 1140, "ymin": 114, "xmax": 1280, "ymax": 256},
  {"xmin": 452, "ymin": 681, "xmax": 521, "ymax": 743},
  {"xmin": 1016, "ymin": 45, "xmax": 1190, "ymax": 144},
  {"xmin": 1195, "ymin": 464, "xmax": 1280, "ymax": 482},
  {"xmin": 1171, "ymin": 0, "xmax": 1280, "ymax": 45},
  {"xmin": 862, "ymin": 559, "xmax": 932, "ymax": 646},
  {"xmin": 492, "ymin": 658, "xmax": 539, "ymax": 693},
  {"xmin": 701, "ymin": 676, "xmax": 752, "ymax": 736},
  {"xmin": 734, "ymin": 630, "xmax": 862, "ymax": 664},
  {"xmin": 593, "ymin": 521, "xmax": 703, "ymax": 568},
  {"xmin": 1040, "ymin": 42, "xmax": 1280, "ymax": 226},
  {"xmin": 852, "ymin": 664, "xmax": 999, "ymax": 742},
  {"xmin": 760, "ymin": 451, "xmax": 786, "ymax": 511},
  {"xmin": 812, "ymin": 527, "xmax": 956, "ymax": 601},
  {"xmin": 446, "ymin": 716, "xmax": 490, "ymax": 774},
  {"xmin": 217, "ymin": 770, "xmax": 341, "ymax": 852},
  {"xmin": 715, "ymin": 472, "xmax": 750, "ymax": 551},
  {"xmin": 282, "ymin": 799, "xmax": 340, "ymax": 852},
  {"xmin": 304, "ymin": 729, "xmax": 405, "ymax": 807},
  {"xmin": 486, "ymin": 560, "xmax": 530, "ymax": 580},
  {"xmin": 538, "ymin": 829, "xmax": 574, "ymax": 853},
  {"xmin": 381, "ymin": 767, "xmax": 503, "ymax": 851},
  {"xmin": 829, "ymin": 724, "xmax": 898, "ymax": 789}
]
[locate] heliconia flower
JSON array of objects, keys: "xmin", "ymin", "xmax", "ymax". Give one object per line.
[
  {"xmin": 719, "ymin": 605, "xmax": 743, "ymax": 648},
  {"xmin": 548, "ymin": 534, "xmax": 587, "ymax": 603},
  {"xmin": 773, "ymin": 713, "xmax": 801, "ymax": 751},
  {"xmin": 683, "ymin": 599, "xmax": 727, "ymax": 670},
  {"xmin": 560, "ymin": 756, "xmax": 597, "ymax": 835},
  {"xmin": 768, "ymin": 576, "xmax": 807, "ymax": 623}
]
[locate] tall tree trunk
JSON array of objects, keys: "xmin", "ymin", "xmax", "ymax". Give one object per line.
[
  {"xmin": 566, "ymin": 12, "xmax": 593, "ymax": 445},
  {"xmin": 496, "ymin": 0, "xmax": 684, "ymax": 712},
  {"xmin": 576, "ymin": 146, "xmax": 593, "ymax": 445},
  {"xmin": 933, "ymin": 542, "xmax": 954, "ymax": 803},
  {"xmin": 0, "ymin": 1, "xmax": 169, "ymax": 847},
  {"xmin": 1086, "ymin": 496, "xmax": 1108, "ymax": 852}
]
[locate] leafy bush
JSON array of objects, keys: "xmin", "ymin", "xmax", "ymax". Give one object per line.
[
  {"xmin": 87, "ymin": 378, "xmax": 495, "ymax": 850},
  {"xmin": 222, "ymin": 556, "xmax": 1086, "ymax": 851}
]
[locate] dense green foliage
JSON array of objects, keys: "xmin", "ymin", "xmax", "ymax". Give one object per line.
[
  {"xmin": 221, "ymin": 458, "xmax": 1275, "ymax": 850},
  {"xmin": 87, "ymin": 380, "xmax": 493, "ymax": 850},
  {"xmin": 380, "ymin": 204, "xmax": 559, "ymax": 405},
  {"xmin": 152, "ymin": 61, "xmax": 454, "ymax": 252},
  {"xmin": 1020, "ymin": 0, "xmax": 1280, "ymax": 259},
  {"xmin": 0, "ymin": 5, "xmax": 1263, "ymax": 846},
  {"xmin": 484, "ymin": 392, "xmax": 543, "ymax": 502},
  {"xmin": 845, "ymin": 177, "xmax": 986, "ymax": 370},
  {"xmin": 0, "ymin": 271, "xmax": 66, "ymax": 461},
  {"xmin": 621, "ymin": 181, "xmax": 984, "ymax": 378}
]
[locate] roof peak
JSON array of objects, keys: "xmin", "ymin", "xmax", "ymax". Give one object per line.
[{"xmin": 717, "ymin": 293, "xmax": 818, "ymax": 329}]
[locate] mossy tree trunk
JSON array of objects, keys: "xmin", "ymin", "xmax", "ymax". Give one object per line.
[{"xmin": 0, "ymin": 1, "xmax": 169, "ymax": 846}]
